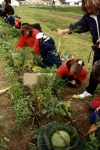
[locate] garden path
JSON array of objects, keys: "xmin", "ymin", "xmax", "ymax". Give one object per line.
[{"xmin": 0, "ymin": 59, "xmax": 14, "ymax": 149}]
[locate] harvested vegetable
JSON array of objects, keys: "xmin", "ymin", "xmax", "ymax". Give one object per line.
[
  {"xmin": 72, "ymin": 94, "xmax": 80, "ymax": 99},
  {"xmin": 86, "ymin": 124, "xmax": 98, "ymax": 136},
  {"xmin": 0, "ymin": 87, "xmax": 10, "ymax": 95}
]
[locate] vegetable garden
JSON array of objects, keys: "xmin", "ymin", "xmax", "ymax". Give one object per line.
[{"xmin": 0, "ymin": 5, "xmax": 100, "ymax": 150}]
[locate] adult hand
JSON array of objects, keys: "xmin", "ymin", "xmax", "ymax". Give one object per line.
[
  {"xmin": 57, "ymin": 28, "xmax": 70, "ymax": 37},
  {"xmin": 95, "ymin": 106, "xmax": 100, "ymax": 113},
  {"xmin": 97, "ymin": 38, "xmax": 100, "ymax": 48}
]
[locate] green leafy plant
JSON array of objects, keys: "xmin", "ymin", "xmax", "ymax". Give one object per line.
[
  {"xmin": 41, "ymin": 96, "xmax": 61, "ymax": 118},
  {"xmin": 8, "ymin": 82, "xmax": 32, "ymax": 126},
  {"xmin": 11, "ymin": 47, "xmax": 43, "ymax": 74},
  {"xmin": 57, "ymin": 101, "xmax": 72, "ymax": 118},
  {"xmin": 84, "ymin": 134, "xmax": 100, "ymax": 150},
  {"xmin": 32, "ymin": 71, "xmax": 65, "ymax": 117},
  {"xmin": 51, "ymin": 130, "xmax": 70, "ymax": 148},
  {"xmin": 0, "ymin": 134, "xmax": 8, "ymax": 149},
  {"xmin": 35, "ymin": 121, "xmax": 84, "ymax": 150},
  {"xmin": 5, "ymin": 66, "xmax": 18, "ymax": 81}
]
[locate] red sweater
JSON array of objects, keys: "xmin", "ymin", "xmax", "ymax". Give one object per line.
[
  {"xmin": 56, "ymin": 59, "xmax": 88, "ymax": 88},
  {"xmin": 16, "ymin": 29, "xmax": 40, "ymax": 54},
  {"xmin": 15, "ymin": 18, "xmax": 21, "ymax": 29},
  {"xmin": 91, "ymin": 98, "xmax": 100, "ymax": 108}
]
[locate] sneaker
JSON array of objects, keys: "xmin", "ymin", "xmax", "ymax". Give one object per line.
[{"xmin": 79, "ymin": 91, "xmax": 92, "ymax": 99}]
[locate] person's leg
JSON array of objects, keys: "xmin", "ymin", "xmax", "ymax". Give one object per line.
[
  {"xmin": 86, "ymin": 55, "xmax": 100, "ymax": 94},
  {"xmin": 86, "ymin": 72, "xmax": 98, "ymax": 94},
  {"xmin": 79, "ymin": 55, "xmax": 100, "ymax": 98}
]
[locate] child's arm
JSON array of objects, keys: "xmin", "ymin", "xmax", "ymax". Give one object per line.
[{"xmin": 16, "ymin": 35, "xmax": 27, "ymax": 49}]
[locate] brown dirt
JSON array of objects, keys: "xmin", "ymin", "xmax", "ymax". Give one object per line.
[
  {"xmin": 0, "ymin": 60, "xmax": 34, "ymax": 150},
  {"xmin": 0, "ymin": 57, "xmax": 95, "ymax": 150}
]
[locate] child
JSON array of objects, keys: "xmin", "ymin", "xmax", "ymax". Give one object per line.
[
  {"xmin": 1, "ymin": 1, "xmax": 14, "ymax": 18},
  {"xmin": 14, "ymin": 15, "xmax": 21, "ymax": 29},
  {"xmin": 36, "ymin": 32, "xmax": 62, "ymax": 68},
  {"xmin": 21, "ymin": 23, "xmax": 42, "ymax": 32},
  {"xmin": 56, "ymin": 58, "xmax": 88, "ymax": 88},
  {"xmin": 16, "ymin": 25, "xmax": 40, "ymax": 54},
  {"xmin": 6, "ymin": 14, "xmax": 15, "ymax": 27},
  {"xmin": 89, "ymin": 98, "xmax": 100, "ymax": 124}
]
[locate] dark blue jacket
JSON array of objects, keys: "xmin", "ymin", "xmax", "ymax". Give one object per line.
[
  {"xmin": 40, "ymin": 37, "xmax": 62, "ymax": 68},
  {"xmin": 68, "ymin": 11, "xmax": 100, "ymax": 55},
  {"xmin": 89, "ymin": 111, "xmax": 100, "ymax": 124},
  {"xmin": 6, "ymin": 15, "xmax": 15, "ymax": 27}
]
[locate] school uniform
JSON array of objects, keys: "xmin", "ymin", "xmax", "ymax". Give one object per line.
[
  {"xmin": 6, "ymin": 15, "xmax": 15, "ymax": 26},
  {"xmin": 56, "ymin": 59, "xmax": 87, "ymax": 88},
  {"xmin": 15, "ymin": 18, "xmax": 21, "ymax": 29},
  {"xmin": 16, "ymin": 28, "xmax": 40, "ymax": 54},
  {"xmin": 40, "ymin": 37, "xmax": 62, "ymax": 68},
  {"xmin": 89, "ymin": 97, "xmax": 100, "ymax": 123}
]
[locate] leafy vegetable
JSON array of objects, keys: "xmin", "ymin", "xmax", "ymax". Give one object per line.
[
  {"xmin": 36, "ymin": 121, "xmax": 84, "ymax": 150},
  {"xmin": 51, "ymin": 130, "xmax": 70, "ymax": 148},
  {"xmin": 58, "ymin": 101, "xmax": 72, "ymax": 118}
]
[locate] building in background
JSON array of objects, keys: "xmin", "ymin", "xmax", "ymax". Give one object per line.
[
  {"xmin": 0, "ymin": 0, "xmax": 81, "ymax": 7},
  {"xmin": 11, "ymin": 0, "xmax": 19, "ymax": 6},
  {"xmin": 65, "ymin": 0, "xmax": 81, "ymax": 6},
  {"xmin": 0, "ymin": 0, "xmax": 4, "ymax": 4}
]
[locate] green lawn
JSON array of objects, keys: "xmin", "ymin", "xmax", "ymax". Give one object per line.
[{"xmin": 14, "ymin": 6, "xmax": 92, "ymax": 62}]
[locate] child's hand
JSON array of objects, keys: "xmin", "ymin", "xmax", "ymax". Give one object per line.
[
  {"xmin": 95, "ymin": 106, "xmax": 100, "ymax": 113},
  {"xmin": 71, "ymin": 80, "xmax": 76, "ymax": 85}
]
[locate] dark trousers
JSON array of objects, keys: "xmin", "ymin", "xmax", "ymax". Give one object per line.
[{"xmin": 86, "ymin": 54, "xmax": 100, "ymax": 94}]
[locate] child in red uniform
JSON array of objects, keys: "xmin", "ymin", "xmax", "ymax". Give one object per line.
[
  {"xmin": 14, "ymin": 16, "xmax": 21, "ymax": 29},
  {"xmin": 56, "ymin": 58, "xmax": 88, "ymax": 88},
  {"xmin": 16, "ymin": 25, "xmax": 40, "ymax": 54},
  {"xmin": 89, "ymin": 98, "xmax": 100, "ymax": 123}
]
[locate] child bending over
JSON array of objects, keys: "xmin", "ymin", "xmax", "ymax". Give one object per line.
[{"xmin": 56, "ymin": 58, "xmax": 88, "ymax": 88}]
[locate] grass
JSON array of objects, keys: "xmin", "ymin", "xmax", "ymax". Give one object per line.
[
  {"xmin": 13, "ymin": 5, "xmax": 98, "ymax": 93},
  {"xmin": 14, "ymin": 6, "xmax": 92, "ymax": 61}
]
